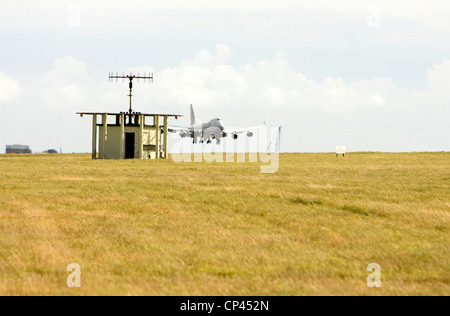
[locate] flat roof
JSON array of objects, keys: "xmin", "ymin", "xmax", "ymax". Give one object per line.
[
  {"xmin": 77, "ymin": 112, "xmax": 182, "ymax": 117},
  {"xmin": 6, "ymin": 145, "xmax": 30, "ymax": 149}
]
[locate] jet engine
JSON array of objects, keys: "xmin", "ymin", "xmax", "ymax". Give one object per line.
[
  {"xmin": 233, "ymin": 133, "xmax": 238, "ymax": 140},
  {"xmin": 180, "ymin": 131, "xmax": 188, "ymax": 138}
]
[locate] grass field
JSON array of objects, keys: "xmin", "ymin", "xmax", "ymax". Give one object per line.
[{"xmin": 0, "ymin": 152, "xmax": 448, "ymax": 295}]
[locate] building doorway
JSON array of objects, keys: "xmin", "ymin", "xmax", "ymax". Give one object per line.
[{"xmin": 125, "ymin": 133, "xmax": 135, "ymax": 159}]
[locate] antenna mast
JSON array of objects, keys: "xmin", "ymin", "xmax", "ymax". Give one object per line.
[{"xmin": 109, "ymin": 72, "xmax": 153, "ymax": 113}]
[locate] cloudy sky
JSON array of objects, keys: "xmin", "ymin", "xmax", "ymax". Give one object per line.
[{"xmin": 0, "ymin": 0, "xmax": 449, "ymax": 153}]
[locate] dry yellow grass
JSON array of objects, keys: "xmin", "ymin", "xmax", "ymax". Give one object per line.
[{"xmin": 0, "ymin": 152, "xmax": 448, "ymax": 295}]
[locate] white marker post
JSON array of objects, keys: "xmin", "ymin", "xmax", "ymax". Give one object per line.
[{"xmin": 336, "ymin": 146, "xmax": 346, "ymax": 157}]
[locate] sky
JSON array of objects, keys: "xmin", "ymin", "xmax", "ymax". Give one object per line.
[{"xmin": 0, "ymin": 0, "xmax": 449, "ymax": 153}]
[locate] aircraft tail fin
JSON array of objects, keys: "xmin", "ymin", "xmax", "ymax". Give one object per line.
[{"xmin": 190, "ymin": 104, "xmax": 196, "ymax": 125}]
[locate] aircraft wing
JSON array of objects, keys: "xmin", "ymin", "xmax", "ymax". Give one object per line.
[
  {"xmin": 167, "ymin": 125, "xmax": 194, "ymax": 138},
  {"xmin": 223, "ymin": 125, "xmax": 266, "ymax": 139},
  {"xmin": 168, "ymin": 125, "xmax": 190, "ymax": 133},
  {"xmin": 224, "ymin": 125, "xmax": 265, "ymax": 136}
]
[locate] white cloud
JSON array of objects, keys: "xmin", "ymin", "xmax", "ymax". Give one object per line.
[
  {"xmin": 1, "ymin": 47, "xmax": 449, "ymax": 153},
  {"xmin": 2, "ymin": 1, "xmax": 450, "ymax": 45},
  {"xmin": 31, "ymin": 56, "xmax": 93, "ymax": 108},
  {"xmin": 0, "ymin": 72, "xmax": 21, "ymax": 102},
  {"xmin": 1, "ymin": 0, "xmax": 445, "ymax": 16},
  {"xmin": 102, "ymin": 47, "xmax": 450, "ymax": 152},
  {"xmin": 129, "ymin": 45, "xmax": 398, "ymax": 114},
  {"xmin": 188, "ymin": 45, "xmax": 232, "ymax": 67},
  {"xmin": 426, "ymin": 60, "xmax": 450, "ymax": 93}
]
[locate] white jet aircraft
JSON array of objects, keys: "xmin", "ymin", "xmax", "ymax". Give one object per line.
[{"xmin": 168, "ymin": 105, "xmax": 264, "ymax": 144}]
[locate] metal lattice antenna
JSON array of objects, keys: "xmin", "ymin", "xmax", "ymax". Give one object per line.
[{"xmin": 109, "ymin": 72, "xmax": 153, "ymax": 113}]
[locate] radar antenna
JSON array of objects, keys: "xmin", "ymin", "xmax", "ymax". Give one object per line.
[{"xmin": 108, "ymin": 72, "xmax": 153, "ymax": 113}]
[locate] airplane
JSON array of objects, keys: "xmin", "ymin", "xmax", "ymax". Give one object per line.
[{"xmin": 168, "ymin": 104, "xmax": 264, "ymax": 145}]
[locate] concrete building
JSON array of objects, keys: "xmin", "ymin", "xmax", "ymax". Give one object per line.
[
  {"xmin": 77, "ymin": 112, "xmax": 181, "ymax": 159},
  {"xmin": 6, "ymin": 145, "xmax": 32, "ymax": 154}
]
